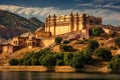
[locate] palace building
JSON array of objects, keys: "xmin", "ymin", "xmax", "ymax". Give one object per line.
[
  {"xmin": 44, "ymin": 12, "xmax": 102, "ymax": 36},
  {"xmin": 0, "ymin": 12, "xmax": 103, "ymax": 53}
]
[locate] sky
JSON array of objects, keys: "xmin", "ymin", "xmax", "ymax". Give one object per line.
[{"xmin": 0, "ymin": 0, "xmax": 120, "ymax": 26}]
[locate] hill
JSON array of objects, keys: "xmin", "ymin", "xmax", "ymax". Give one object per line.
[{"xmin": 0, "ymin": 10, "xmax": 43, "ymax": 39}]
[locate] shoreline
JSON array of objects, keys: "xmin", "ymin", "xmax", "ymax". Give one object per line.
[{"xmin": 0, "ymin": 66, "xmax": 109, "ymax": 73}]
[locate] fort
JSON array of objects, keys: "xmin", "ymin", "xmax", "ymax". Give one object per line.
[
  {"xmin": 38, "ymin": 12, "xmax": 102, "ymax": 37},
  {"xmin": 0, "ymin": 12, "xmax": 119, "ymax": 54}
]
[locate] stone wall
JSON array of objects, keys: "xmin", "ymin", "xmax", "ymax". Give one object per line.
[
  {"xmin": 0, "ymin": 66, "xmax": 76, "ymax": 72},
  {"xmin": 40, "ymin": 37, "xmax": 55, "ymax": 47},
  {"xmin": 0, "ymin": 66, "xmax": 109, "ymax": 73}
]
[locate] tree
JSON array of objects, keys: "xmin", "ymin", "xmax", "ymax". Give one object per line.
[
  {"xmin": 87, "ymin": 40, "xmax": 99, "ymax": 51},
  {"xmin": 79, "ymin": 49, "xmax": 92, "ymax": 63},
  {"xmin": 64, "ymin": 53, "xmax": 73, "ymax": 65},
  {"xmin": 70, "ymin": 53, "xmax": 84, "ymax": 68},
  {"xmin": 89, "ymin": 26, "xmax": 105, "ymax": 36},
  {"xmin": 94, "ymin": 48, "xmax": 112, "ymax": 61},
  {"xmin": 56, "ymin": 60, "xmax": 64, "ymax": 66},
  {"xmin": 31, "ymin": 58, "xmax": 39, "ymax": 65},
  {"xmin": 9, "ymin": 58, "xmax": 19, "ymax": 65},
  {"xmin": 108, "ymin": 55, "xmax": 120, "ymax": 73},
  {"xmin": 115, "ymin": 37, "xmax": 120, "ymax": 48},
  {"xmin": 18, "ymin": 59, "xmax": 24, "ymax": 65},
  {"xmin": 55, "ymin": 37, "xmax": 63, "ymax": 44},
  {"xmin": 41, "ymin": 55, "xmax": 56, "ymax": 66},
  {"xmin": 23, "ymin": 59, "xmax": 31, "ymax": 65}
]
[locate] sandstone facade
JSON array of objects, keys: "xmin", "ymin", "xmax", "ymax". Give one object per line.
[{"xmin": 44, "ymin": 12, "xmax": 102, "ymax": 36}]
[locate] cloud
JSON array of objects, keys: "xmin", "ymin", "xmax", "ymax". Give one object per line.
[
  {"xmin": 76, "ymin": 3, "xmax": 120, "ymax": 9},
  {"xmin": 0, "ymin": 5, "xmax": 119, "ymax": 26},
  {"xmin": 76, "ymin": 3, "xmax": 93, "ymax": 7},
  {"xmin": 94, "ymin": 0, "xmax": 120, "ymax": 3},
  {"xmin": 95, "ymin": 3, "xmax": 120, "ymax": 9}
]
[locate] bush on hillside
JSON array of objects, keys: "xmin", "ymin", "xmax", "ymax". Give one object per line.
[
  {"xmin": 76, "ymin": 40, "xmax": 84, "ymax": 44},
  {"xmin": 108, "ymin": 55, "xmax": 120, "ymax": 73},
  {"xmin": 60, "ymin": 44, "xmax": 73, "ymax": 52},
  {"xmin": 94, "ymin": 48, "xmax": 112, "ymax": 61},
  {"xmin": 87, "ymin": 40, "xmax": 99, "ymax": 51},
  {"xmin": 55, "ymin": 37, "xmax": 63, "ymax": 44},
  {"xmin": 63, "ymin": 40, "xmax": 70, "ymax": 44},
  {"xmin": 115, "ymin": 37, "xmax": 120, "ymax": 48},
  {"xmin": 89, "ymin": 26, "xmax": 105, "ymax": 36}
]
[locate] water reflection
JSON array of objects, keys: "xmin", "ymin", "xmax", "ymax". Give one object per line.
[{"xmin": 0, "ymin": 72, "xmax": 120, "ymax": 80}]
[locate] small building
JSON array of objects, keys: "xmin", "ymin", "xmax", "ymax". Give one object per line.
[
  {"xmin": 2, "ymin": 44, "xmax": 14, "ymax": 53},
  {"xmin": 26, "ymin": 36, "xmax": 41, "ymax": 49},
  {"xmin": 10, "ymin": 37, "xmax": 27, "ymax": 48}
]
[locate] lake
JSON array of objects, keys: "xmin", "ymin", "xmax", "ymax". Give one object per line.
[{"xmin": 0, "ymin": 72, "xmax": 120, "ymax": 80}]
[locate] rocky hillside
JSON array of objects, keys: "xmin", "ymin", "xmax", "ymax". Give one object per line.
[{"xmin": 0, "ymin": 10, "xmax": 43, "ymax": 39}]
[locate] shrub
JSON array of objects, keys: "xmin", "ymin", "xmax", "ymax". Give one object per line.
[
  {"xmin": 87, "ymin": 40, "xmax": 99, "ymax": 51},
  {"xmin": 115, "ymin": 37, "xmax": 120, "ymax": 48},
  {"xmin": 60, "ymin": 44, "xmax": 73, "ymax": 52},
  {"xmin": 9, "ymin": 58, "xmax": 19, "ymax": 65},
  {"xmin": 108, "ymin": 55, "xmax": 120, "ymax": 73},
  {"xmin": 63, "ymin": 40, "xmax": 70, "ymax": 44},
  {"xmin": 77, "ymin": 49, "xmax": 92, "ymax": 64},
  {"xmin": 89, "ymin": 26, "xmax": 105, "ymax": 36},
  {"xmin": 94, "ymin": 48, "xmax": 112, "ymax": 61},
  {"xmin": 55, "ymin": 37, "xmax": 63, "ymax": 44},
  {"xmin": 76, "ymin": 40, "xmax": 84, "ymax": 44}
]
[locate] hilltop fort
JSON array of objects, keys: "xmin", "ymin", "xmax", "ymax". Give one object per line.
[{"xmin": 0, "ymin": 12, "xmax": 119, "ymax": 54}]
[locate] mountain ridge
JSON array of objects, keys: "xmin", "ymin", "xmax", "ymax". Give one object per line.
[{"xmin": 0, "ymin": 10, "xmax": 44, "ymax": 39}]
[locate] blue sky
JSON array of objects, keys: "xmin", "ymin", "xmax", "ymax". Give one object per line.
[{"xmin": 0, "ymin": 0, "xmax": 120, "ymax": 26}]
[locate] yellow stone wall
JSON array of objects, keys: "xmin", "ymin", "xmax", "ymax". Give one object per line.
[
  {"xmin": 55, "ymin": 26, "xmax": 71, "ymax": 35},
  {"xmin": 40, "ymin": 37, "xmax": 55, "ymax": 47}
]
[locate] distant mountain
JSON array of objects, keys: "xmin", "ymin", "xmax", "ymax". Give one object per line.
[
  {"xmin": 0, "ymin": 25, "xmax": 27, "ymax": 39},
  {"xmin": 0, "ymin": 10, "xmax": 44, "ymax": 39},
  {"xmin": 28, "ymin": 17, "xmax": 44, "ymax": 27}
]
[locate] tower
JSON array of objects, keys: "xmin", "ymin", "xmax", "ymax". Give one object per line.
[{"xmin": 70, "ymin": 12, "xmax": 74, "ymax": 32}]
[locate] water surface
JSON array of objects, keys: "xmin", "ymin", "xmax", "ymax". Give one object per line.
[{"xmin": 0, "ymin": 72, "xmax": 120, "ymax": 80}]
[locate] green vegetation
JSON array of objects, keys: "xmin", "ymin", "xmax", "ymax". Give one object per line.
[
  {"xmin": 108, "ymin": 55, "xmax": 120, "ymax": 73},
  {"xmin": 55, "ymin": 37, "xmax": 63, "ymax": 44},
  {"xmin": 60, "ymin": 44, "xmax": 73, "ymax": 52},
  {"xmin": 9, "ymin": 58, "xmax": 19, "ymax": 65},
  {"xmin": 9, "ymin": 48, "xmax": 92, "ymax": 68},
  {"xmin": 115, "ymin": 37, "xmax": 120, "ymax": 48},
  {"xmin": 89, "ymin": 26, "xmax": 105, "ymax": 36},
  {"xmin": 63, "ymin": 40, "xmax": 70, "ymax": 44},
  {"xmin": 76, "ymin": 40, "xmax": 84, "ymax": 44},
  {"xmin": 87, "ymin": 40, "xmax": 99, "ymax": 51},
  {"xmin": 94, "ymin": 48, "xmax": 112, "ymax": 61}
]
